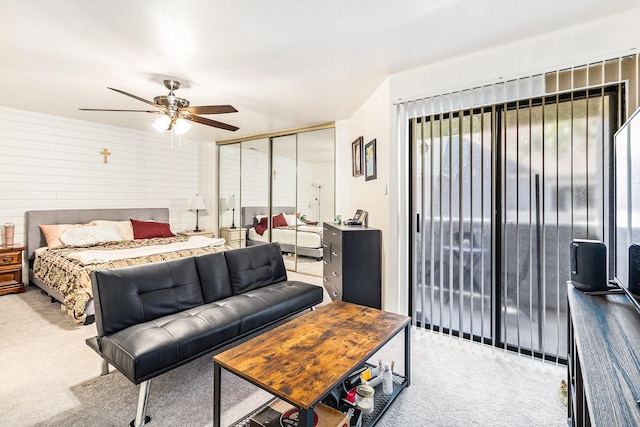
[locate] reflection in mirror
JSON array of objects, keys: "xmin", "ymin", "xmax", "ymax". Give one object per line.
[
  {"xmin": 240, "ymin": 138, "xmax": 269, "ymax": 247},
  {"xmin": 295, "ymin": 128, "xmax": 335, "ymax": 277},
  {"xmin": 217, "ymin": 127, "xmax": 334, "ymax": 278},
  {"xmin": 219, "ymin": 144, "xmax": 240, "ymax": 231},
  {"xmin": 272, "ymin": 134, "xmax": 300, "ymax": 273}
]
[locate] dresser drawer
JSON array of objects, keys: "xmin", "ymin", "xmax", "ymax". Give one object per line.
[
  {"xmin": 325, "ymin": 263, "xmax": 342, "ymax": 294},
  {"xmin": 323, "ymin": 224, "xmax": 342, "ymax": 249},
  {"xmin": 329, "ymin": 247, "xmax": 342, "ymax": 272},
  {"xmin": 0, "ymin": 250, "xmax": 22, "ymax": 268},
  {"xmin": 322, "ymin": 277, "xmax": 342, "ymax": 301},
  {"xmin": 322, "ymin": 239, "xmax": 330, "ymax": 260}
]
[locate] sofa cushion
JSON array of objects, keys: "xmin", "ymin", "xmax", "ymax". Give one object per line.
[
  {"xmin": 99, "ymin": 304, "xmax": 242, "ymax": 383},
  {"xmin": 224, "ymin": 242, "xmax": 288, "ymax": 294},
  {"xmin": 91, "ymin": 257, "xmax": 204, "ymax": 337},
  {"xmin": 195, "ymin": 251, "xmax": 233, "ymax": 303},
  {"xmin": 98, "ymin": 280, "xmax": 323, "ymax": 384}
]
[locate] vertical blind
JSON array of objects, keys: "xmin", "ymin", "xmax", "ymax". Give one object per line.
[{"xmin": 402, "ymin": 53, "xmax": 640, "ymax": 361}]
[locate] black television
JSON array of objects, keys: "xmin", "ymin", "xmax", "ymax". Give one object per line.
[{"xmin": 614, "ymin": 107, "xmax": 640, "ymax": 299}]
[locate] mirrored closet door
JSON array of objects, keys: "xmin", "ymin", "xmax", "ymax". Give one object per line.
[{"xmin": 218, "ymin": 126, "xmax": 335, "ymax": 277}]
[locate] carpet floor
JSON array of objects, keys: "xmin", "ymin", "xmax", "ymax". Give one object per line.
[{"xmin": 0, "ymin": 283, "xmax": 566, "ymax": 426}]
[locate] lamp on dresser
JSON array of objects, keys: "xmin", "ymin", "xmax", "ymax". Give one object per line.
[{"xmin": 189, "ymin": 194, "xmax": 206, "ymax": 232}]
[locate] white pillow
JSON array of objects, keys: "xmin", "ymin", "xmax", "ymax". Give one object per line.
[
  {"xmin": 92, "ymin": 220, "xmax": 134, "ymax": 240},
  {"xmin": 60, "ymin": 224, "xmax": 123, "ymax": 246},
  {"xmin": 284, "ymin": 214, "xmax": 303, "ymax": 226}
]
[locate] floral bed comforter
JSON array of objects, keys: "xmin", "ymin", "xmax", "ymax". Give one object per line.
[{"xmin": 33, "ymin": 236, "xmax": 229, "ymax": 323}]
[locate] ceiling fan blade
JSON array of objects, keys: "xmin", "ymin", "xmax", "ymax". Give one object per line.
[
  {"xmin": 79, "ymin": 108, "xmax": 159, "ymax": 113},
  {"xmin": 180, "ymin": 105, "xmax": 238, "ymax": 115},
  {"xmin": 107, "ymin": 87, "xmax": 160, "ymax": 108},
  {"xmin": 185, "ymin": 115, "xmax": 239, "ymax": 132}
]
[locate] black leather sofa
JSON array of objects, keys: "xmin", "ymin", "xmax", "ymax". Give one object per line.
[{"xmin": 86, "ymin": 242, "xmax": 323, "ymax": 427}]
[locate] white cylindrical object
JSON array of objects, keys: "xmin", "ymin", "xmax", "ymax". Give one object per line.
[{"xmin": 382, "ymin": 364, "xmax": 393, "ymax": 395}]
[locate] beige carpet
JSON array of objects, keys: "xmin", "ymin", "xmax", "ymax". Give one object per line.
[{"xmin": 0, "ymin": 280, "xmax": 566, "ymax": 426}]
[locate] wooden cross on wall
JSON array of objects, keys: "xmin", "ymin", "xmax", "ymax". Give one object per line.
[{"xmin": 100, "ymin": 148, "xmax": 111, "ymax": 164}]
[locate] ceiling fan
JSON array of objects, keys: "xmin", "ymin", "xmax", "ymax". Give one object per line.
[{"xmin": 80, "ymin": 79, "xmax": 239, "ymax": 134}]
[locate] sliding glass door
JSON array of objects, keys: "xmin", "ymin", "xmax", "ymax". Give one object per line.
[
  {"xmin": 412, "ymin": 88, "xmax": 617, "ymax": 360},
  {"xmin": 412, "ymin": 109, "xmax": 493, "ymax": 340}
]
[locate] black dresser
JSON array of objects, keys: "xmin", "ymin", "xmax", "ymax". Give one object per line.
[{"xmin": 322, "ymin": 222, "xmax": 381, "ymax": 309}]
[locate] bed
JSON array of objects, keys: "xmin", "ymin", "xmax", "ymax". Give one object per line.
[
  {"xmin": 241, "ymin": 206, "xmax": 323, "ymax": 260},
  {"xmin": 26, "ymin": 207, "xmax": 229, "ymax": 324}
]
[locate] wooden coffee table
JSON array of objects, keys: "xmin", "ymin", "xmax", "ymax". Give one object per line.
[{"xmin": 213, "ymin": 300, "xmax": 411, "ymax": 427}]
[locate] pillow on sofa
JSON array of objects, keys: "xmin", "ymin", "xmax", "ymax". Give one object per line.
[
  {"xmin": 130, "ymin": 219, "xmax": 175, "ymax": 239},
  {"xmin": 60, "ymin": 223, "xmax": 123, "ymax": 246},
  {"xmin": 39, "ymin": 223, "xmax": 90, "ymax": 248},
  {"xmin": 93, "ymin": 220, "xmax": 134, "ymax": 240}
]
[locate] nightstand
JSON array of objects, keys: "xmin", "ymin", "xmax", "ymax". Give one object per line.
[
  {"xmin": 219, "ymin": 227, "xmax": 246, "ymax": 249},
  {"xmin": 177, "ymin": 230, "xmax": 215, "ymax": 238},
  {"xmin": 0, "ymin": 244, "xmax": 26, "ymax": 296}
]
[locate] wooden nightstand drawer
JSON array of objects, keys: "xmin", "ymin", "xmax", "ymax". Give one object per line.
[
  {"xmin": 0, "ymin": 269, "xmax": 21, "ymax": 283},
  {"xmin": 0, "ymin": 250, "xmax": 22, "ymax": 268},
  {"xmin": 0, "ymin": 244, "xmax": 26, "ymax": 295}
]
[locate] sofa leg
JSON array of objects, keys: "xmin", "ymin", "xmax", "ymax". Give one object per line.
[
  {"xmin": 100, "ymin": 359, "xmax": 109, "ymax": 376},
  {"xmin": 130, "ymin": 380, "xmax": 151, "ymax": 427},
  {"xmin": 311, "ymin": 306, "xmax": 317, "ymax": 311}
]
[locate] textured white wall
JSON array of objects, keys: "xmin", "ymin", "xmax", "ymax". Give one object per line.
[
  {"xmin": 340, "ymin": 7, "xmax": 640, "ymax": 315},
  {"xmin": 0, "ymin": 105, "xmax": 209, "ymax": 251}
]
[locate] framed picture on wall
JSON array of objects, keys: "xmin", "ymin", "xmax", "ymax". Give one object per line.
[
  {"xmin": 352, "ymin": 136, "xmax": 364, "ymax": 177},
  {"xmin": 365, "ymin": 139, "xmax": 377, "ymax": 181}
]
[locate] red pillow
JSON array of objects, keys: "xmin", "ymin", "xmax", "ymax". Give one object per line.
[
  {"xmin": 255, "ymin": 216, "xmax": 268, "ymax": 236},
  {"xmin": 130, "ymin": 219, "xmax": 176, "ymax": 239},
  {"xmin": 272, "ymin": 213, "xmax": 288, "ymax": 228}
]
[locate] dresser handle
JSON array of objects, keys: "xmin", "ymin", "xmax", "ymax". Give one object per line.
[
  {"xmin": 332, "ymin": 232, "xmax": 338, "ymax": 236},
  {"xmin": 324, "ymin": 277, "xmax": 329, "ymax": 282},
  {"xmin": 331, "ymin": 252, "xmax": 338, "ymax": 257},
  {"xmin": 332, "ymin": 291, "xmax": 339, "ymax": 297},
  {"xmin": 332, "ymin": 271, "xmax": 339, "ymax": 277},
  {"xmin": 2, "ymin": 256, "xmax": 10, "ymax": 262},
  {"xmin": 323, "ymin": 261, "xmax": 328, "ymax": 265}
]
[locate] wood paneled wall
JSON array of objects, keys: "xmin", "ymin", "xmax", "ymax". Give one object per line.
[{"xmin": 0, "ymin": 106, "xmax": 209, "ymax": 251}]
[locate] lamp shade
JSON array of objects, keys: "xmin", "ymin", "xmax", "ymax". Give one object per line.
[
  {"xmin": 189, "ymin": 194, "xmax": 206, "ymax": 210},
  {"xmin": 152, "ymin": 115, "xmax": 172, "ymax": 132},
  {"xmin": 173, "ymin": 118, "xmax": 192, "ymax": 135}
]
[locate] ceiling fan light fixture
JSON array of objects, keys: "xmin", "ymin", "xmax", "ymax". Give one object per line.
[
  {"xmin": 173, "ymin": 118, "xmax": 192, "ymax": 135},
  {"xmin": 82, "ymin": 80, "xmax": 239, "ymax": 133},
  {"xmin": 152, "ymin": 114, "xmax": 172, "ymax": 132}
]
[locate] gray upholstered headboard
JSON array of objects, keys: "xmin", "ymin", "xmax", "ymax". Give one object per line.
[
  {"xmin": 240, "ymin": 206, "xmax": 296, "ymax": 228},
  {"xmin": 25, "ymin": 207, "xmax": 169, "ymax": 262}
]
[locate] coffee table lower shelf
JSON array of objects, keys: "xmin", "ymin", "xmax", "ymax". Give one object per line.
[{"xmin": 230, "ymin": 370, "xmax": 408, "ymax": 427}]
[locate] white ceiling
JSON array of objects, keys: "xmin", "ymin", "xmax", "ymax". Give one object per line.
[{"xmin": 2, "ymin": 0, "xmax": 639, "ymax": 142}]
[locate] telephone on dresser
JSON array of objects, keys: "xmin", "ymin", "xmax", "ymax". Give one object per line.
[{"xmin": 343, "ymin": 209, "xmax": 367, "ymax": 226}]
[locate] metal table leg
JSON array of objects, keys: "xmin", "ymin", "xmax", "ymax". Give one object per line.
[{"xmin": 214, "ymin": 361, "xmax": 221, "ymax": 427}]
